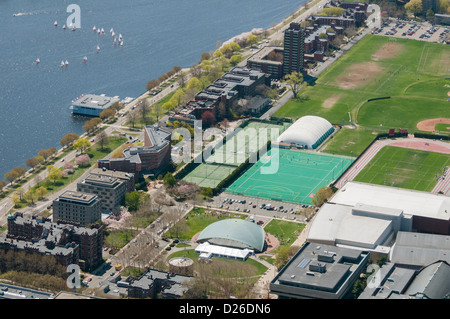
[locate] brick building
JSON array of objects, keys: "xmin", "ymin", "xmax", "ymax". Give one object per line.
[
  {"xmin": 0, "ymin": 212, "xmax": 103, "ymax": 271},
  {"xmin": 97, "ymin": 125, "xmax": 171, "ymax": 179}
]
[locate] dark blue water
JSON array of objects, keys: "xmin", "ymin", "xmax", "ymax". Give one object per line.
[{"xmin": 0, "ymin": 0, "xmax": 305, "ymax": 181}]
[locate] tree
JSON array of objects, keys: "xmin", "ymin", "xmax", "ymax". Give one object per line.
[
  {"xmin": 47, "ymin": 165, "xmax": 62, "ymax": 184},
  {"xmin": 319, "ymin": 7, "xmax": 344, "ymax": 16},
  {"xmin": 97, "ymin": 131, "xmax": 109, "ymax": 151},
  {"xmin": 24, "ymin": 189, "xmax": 36, "ymax": 205},
  {"xmin": 0, "ymin": 181, "xmax": 6, "ymax": 191},
  {"xmin": 73, "ymin": 138, "xmax": 91, "ymax": 153},
  {"xmin": 137, "ymin": 100, "xmax": 150, "ymax": 126},
  {"xmin": 75, "ymin": 154, "xmax": 90, "ymax": 167},
  {"xmin": 26, "ymin": 157, "xmax": 41, "ymax": 170},
  {"xmin": 60, "ymin": 133, "xmax": 79, "ymax": 148},
  {"xmin": 163, "ymin": 172, "xmax": 176, "ymax": 187},
  {"xmin": 127, "ymin": 109, "xmax": 139, "ymax": 128},
  {"xmin": 145, "ymin": 79, "xmax": 160, "ymax": 91},
  {"xmin": 246, "ymin": 34, "xmax": 258, "ymax": 46},
  {"xmin": 99, "ymin": 108, "xmax": 116, "ymax": 121},
  {"xmin": 35, "ymin": 186, "xmax": 47, "ymax": 199},
  {"xmin": 312, "ymin": 186, "xmax": 335, "ymax": 207},
  {"xmin": 283, "ymin": 72, "xmax": 305, "ymax": 99},
  {"xmin": 125, "ymin": 191, "xmax": 141, "ymax": 212},
  {"xmin": 12, "ymin": 194, "xmax": 20, "ymax": 208},
  {"xmin": 201, "ymin": 111, "xmax": 216, "ymax": 128},
  {"xmin": 152, "ymin": 101, "xmax": 163, "ymax": 122},
  {"xmin": 38, "ymin": 148, "xmax": 57, "ymax": 162},
  {"xmin": 405, "ymin": 0, "xmax": 423, "ymax": 17},
  {"xmin": 200, "ymin": 52, "xmax": 211, "ymax": 61},
  {"xmin": 82, "ymin": 117, "xmax": 102, "ymax": 133},
  {"xmin": 229, "ymin": 54, "xmax": 242, "ymax": 66}
]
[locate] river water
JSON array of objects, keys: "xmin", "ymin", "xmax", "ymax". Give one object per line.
[{"xmin": 0, "ymin": 0, "xmax": 306, "ymax": 181}]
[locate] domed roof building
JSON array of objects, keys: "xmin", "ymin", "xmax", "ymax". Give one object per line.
[
  {"xmin": 277, "ymin": 116, "xmax": 334, "ymax": 149},
  {"xmin": 196, "ymin": 219, "xmax": 265, "ymax": 253}
]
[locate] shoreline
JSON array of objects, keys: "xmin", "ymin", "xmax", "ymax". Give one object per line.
[{"xmin": 0, "ymin": 0, "xmax": 321, "ymax": 213}]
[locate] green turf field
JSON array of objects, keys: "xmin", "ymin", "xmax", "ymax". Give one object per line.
[
  {"xmin": 226, "ymin": 148, "xmax": 354, "ymax": 204},
  {"xmin": 274, "ymin": 35, "xmax": 450, "ymax": 132},
  {"xmin": 321, "ymin": 127, "xmax": 378, "ymax": 157},
  {"xmin": 183, "ymin": 121, "xmax": 291, "ymax": 188},
  {"xmin": 353, "ymin": 146, "xmax": 450, "ymax": 192}
]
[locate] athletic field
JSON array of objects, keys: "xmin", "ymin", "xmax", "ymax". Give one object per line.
[
  {"xmin": 226, "ymin": 148, "xmax": 354, "ymax": 204},
  {"xmin": 183, "ymin": 121, "xmax": 291, "ymax": 188},
  {"xmin": 353, "ymin": 146, "xmax": 450, "ymax": 192},
  {"xmin": 274, "ymin": 35, "xmax": 450, "ymax": 158}
]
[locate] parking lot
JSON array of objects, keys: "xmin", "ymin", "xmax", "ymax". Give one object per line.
[
  {"xmin": 207, "ymin": 192, "xmax": 316, "ymax": 222},
  {"xmin": 373, "ymin": 19, "xmax": 450, "ymax": 44}
]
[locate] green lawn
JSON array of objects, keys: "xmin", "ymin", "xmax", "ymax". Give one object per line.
[
  {"xmin": 264, "ymin": 219, "xmax": 305, "ymax": 251},
  {"xmin": 353, "ymin": 146, "xmax": 450, "ymax": 192},
  {"xmin": 167, "ymin": 207, "xmax": 246, "ymax": 240},
  {"xmin": 274, "ymin": 35, "xmax": 450, "ymax": 136},
  {"xmin": 321, "ymin": 127, "xmax": 378, "ymax": 157},
  {"xmin": 168, "ymin": 249, "xmax": 268, "ymax": 276}
]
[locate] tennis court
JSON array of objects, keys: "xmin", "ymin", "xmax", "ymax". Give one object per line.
[
  {"xmin": 183, "ymin": 120, "xmax": 291, "ymax": 188},
  {"xmin": 226, "ymin": 148, "xmax": 354, "ymax": 204}
]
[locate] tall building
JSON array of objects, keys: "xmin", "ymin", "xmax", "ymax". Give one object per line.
[
  {"xmin": 77, "ymin": 168, "xmax": 134, "ymax": 213},
  {"xmin": 283, "ymin": 22, "xmax": 305, "ymax": 76},
  {"xmin": 52, "ymin": 191, "xmax": 101, "ymax": 227}
]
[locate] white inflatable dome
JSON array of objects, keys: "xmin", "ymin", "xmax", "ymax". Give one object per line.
[{"xmin": 277, "ymin": 116, "xmax": 334, "ymax": 149}]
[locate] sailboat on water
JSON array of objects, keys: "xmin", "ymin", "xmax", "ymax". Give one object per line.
[
  {"xmin": 35, "ymin": 58, "xmax": 40, "ymax": 65},
  {"xmin": 96, "ymin": 45, "xmax": 100, "ymax": 53},
  {"xmin": 83, "ymin": 56, "xmax": 88, "ymax": 63}
]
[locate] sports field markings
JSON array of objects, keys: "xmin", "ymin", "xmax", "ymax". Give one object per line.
[{"xmin": 416, "ymin": 45, "xmax": 429, "ymax": 74}]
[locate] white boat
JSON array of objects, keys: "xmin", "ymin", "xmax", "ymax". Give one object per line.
[
  {"xmin": 120, "ymin": 40, "xmax": 123, "ymax": 47},
  {"xmin": 93, "ymin": 25, "xmax": 96, "ymax": 32},
  {"xmin": 111, "ymin": 31, "xmax": 115, "ymax": 37},
  {"xmin": 35, "ymin": 58, "xmax": 40, "ymax": 64},
  {"xmin": 65, "ymin": 60, "xmax": 69, "ymax": 66},
  {"xmin": 101, "ymin": 28, "xmax": 104, "ymax": 34},
  {"xmin": 62, "ymin": 24, "xmax": 66, "ymax": 30},
  {"xmin": 110, "ymin": 28, "xmax": 114, "ymax": 34},
  {"xmin": 113, "ymin": 37, "xmax": 117, "ymax": 45},
  {"xmin": 83, "ymin": 56, "xmax": 87, "ymax": 62},
  {"xmin": 97, "ymin": 29, "xmax": 101, "ymax": 35},
  {"xmin": 118, "ymin": 33, "xmax": 122, "ymax": 40},
  {"xmin": 72, "ymin": 26, "xmax": 76, "ymax": 31},
  {"xmin": 54, "ymin": 21, "xmax": 58, "ymax": 27},
  {"xmin": 96, "ymin": 45, "xmax": 100, "ymax": 52},
  {"xmin": 61, "ymin": 60, "xmax": 65, "ymax": 67}
]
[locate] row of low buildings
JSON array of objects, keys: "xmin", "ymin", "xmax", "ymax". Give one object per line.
[
  {"xmin": 168, "ymin": 66, "xmax": 271, "ymax": 126},
  {"xmin": 270, "ymin": 181, "xmax": 450, "ymax": 299}
]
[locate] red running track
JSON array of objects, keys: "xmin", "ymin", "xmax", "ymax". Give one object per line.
[{"xmin": 335, "ymin": 137, "xmax": 450, "ymax": 195}]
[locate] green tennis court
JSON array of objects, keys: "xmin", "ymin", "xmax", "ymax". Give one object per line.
[
  {"xmin": 183, "ymin": 120, "xmax": 291, "ymax": 188},
  {"xmin": 226, "ymin": 148, "xmax": 354, "ymax": 204}
]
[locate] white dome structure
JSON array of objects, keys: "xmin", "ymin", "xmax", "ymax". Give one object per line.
[{"xmin": 277, "ymin": 116, "xmax": 334, "ymax": 149}]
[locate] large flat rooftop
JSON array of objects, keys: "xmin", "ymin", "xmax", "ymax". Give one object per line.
[{"xmin": 72, "ymin": 94, "xmax": 119, "ymax": 110}]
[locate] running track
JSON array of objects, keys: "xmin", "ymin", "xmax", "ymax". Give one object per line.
[{"xmin": 335, "ymin": 136, "xmax": 450, "ymax": 195}]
